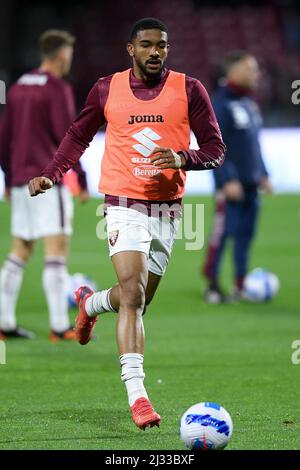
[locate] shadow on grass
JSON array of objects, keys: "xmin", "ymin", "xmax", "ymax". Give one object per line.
[
  {"xmin": 0, "ymin": 435, "xmax": 122, "ymax": 444},
  {"xmin": 0, "ymin": 406, "xmax": 173, "ymax": 447},
  {"xmin": 0, "ymin": 407, "xmax": 130, "ymax": 445},
  {"xmin": 0, "ymin": 406, "xmax": 125, "ymax": 423}
]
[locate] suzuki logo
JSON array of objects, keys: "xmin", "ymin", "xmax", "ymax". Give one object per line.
[{"xmin": 132, "ymin": 127, "xmax": 162, "ymax": 157}]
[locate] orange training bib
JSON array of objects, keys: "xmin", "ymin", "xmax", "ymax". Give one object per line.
[{"xmin": 99, "ymin": 69, "xmax": 190, "ymax": 200}]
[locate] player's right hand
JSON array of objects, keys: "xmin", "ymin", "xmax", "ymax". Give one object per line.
[
  {"xmin": 28, "ymin": 177, "xmax": 53, "ymax": 196},
  {"xmin": 223, "ymin": 180, "xmax": 244, "ymax": 201}
]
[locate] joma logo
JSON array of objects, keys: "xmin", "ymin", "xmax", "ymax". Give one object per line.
[{"xmin": 128, "ymin": 115, "xmax": 164, "ymax": 125}]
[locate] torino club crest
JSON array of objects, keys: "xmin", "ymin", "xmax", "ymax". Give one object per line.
[{"xmin": 109, "ymin": 230, "xmax": 119, "ymax": 247}]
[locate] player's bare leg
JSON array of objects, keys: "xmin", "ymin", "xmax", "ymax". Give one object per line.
[
  {"xmin": 74, "ymin": 254, "xmax": 162, "ymax": 428},
  {"xmin": 0, "ymin": 237, "xmax": 35, "ymax": 338},
  {"xmin": 11, "ymin": 237, "xmax": 35, "ymax": 262},
  {"xmin": 110, "ymin": 251, "xmax": 160, "ymax": 429},
  {"xmin": 111, "ymin": 251, "xmax": 148, "ymax": 354},
  {"xmin": 43, "ymin": 234, "xmax": 75, "ymax": 341},
  {"xmin": 110, "ymin": 271, "xmax": 161, "ymax": 351},
  {"xmin": 75, "ymin": 253, "xmax": 162, "ymax": 428},
  {"xmin": 87, "ymin": 270, "xmax": 161, "ymax": 316},
  {"xmin": 83, "ymin": 271, "xmax": 161, "ymax": 351}
]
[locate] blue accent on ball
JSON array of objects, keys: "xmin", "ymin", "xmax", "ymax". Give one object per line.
[
  {"xmin": 264, "ymin": 278, "xmax": 272, "ymax": 301},
  {"xmin": 191, "ymin": 438, "xmax": 214, "ymax": 450},
  {"xmin": 185, "ymin": 414, "xmax": 230, "ymax": 436},
  {"xmin": 204, "ymin": 402, "xmax": 221, "ymax": 410}
]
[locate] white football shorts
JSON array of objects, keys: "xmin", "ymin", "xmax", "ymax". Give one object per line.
[
  {"xmin": 11, "ymin": 185, "xmax": 73, "ymax": 240},
  {"xmin": 105, "ymin": 205, "xmax": 180, "ymax": 277}
]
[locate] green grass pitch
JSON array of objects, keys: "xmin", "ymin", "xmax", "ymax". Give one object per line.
[{"xmin": 0, "ymin": 194, "xmax": 299, "ymax": 450}]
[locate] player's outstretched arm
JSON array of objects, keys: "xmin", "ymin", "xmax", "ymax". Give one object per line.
[{"xmin": 28, "ymin": 177, "xmax": 53, "ymax": 196}]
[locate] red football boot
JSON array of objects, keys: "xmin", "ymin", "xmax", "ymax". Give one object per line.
[
  {"xmin": 74, "ymin": 286, "xmax": 97, "ymax": 345},
  {"xmin": 49, "ymin": 327, "xmax": 76, "ymax": 343},
  {"xmin": 130, "ymin": 397, "xmax": 161, "ymax": 430}
]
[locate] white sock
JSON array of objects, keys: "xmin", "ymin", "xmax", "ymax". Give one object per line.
[
  {"xmin": 85, "ymin": 288, "xmax": 117, "ymax": 317},
  {"xmin": 120, "ymin": 353, "xmax": 148, "ymax": 406},
  {"xmin": 0, "ymin": 254, "xmax": 25, "ymax": 331},
  {"xmin": 43, "ymin": 256, "xmax": 70, "ymax": 333}
]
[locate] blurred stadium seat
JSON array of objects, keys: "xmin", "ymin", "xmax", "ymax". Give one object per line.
[{"xmin": 0, "ymin": 0, "xmax": 299, "ymax": 125}]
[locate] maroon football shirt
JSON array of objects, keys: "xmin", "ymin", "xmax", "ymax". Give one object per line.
[{"xmin": 0, "ymin": 68, "xmax": 87, "ymax": 189}]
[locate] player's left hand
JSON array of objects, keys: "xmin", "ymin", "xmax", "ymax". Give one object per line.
[
  {"xmin": 261, "ymin": 177, "xmax": 273, "ymax": 194},
  {"xmin": 150, "ymin": 147, "xmax": 186, "ymax": 169},
  {"xmin": 78, "ymin": 189, "xmax": 89, "ymax": 204}
]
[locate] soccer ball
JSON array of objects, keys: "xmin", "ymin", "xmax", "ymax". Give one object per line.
[
  {"xmin": 67, "ymin": 272, "xmax": 98, "ymax": 308},
  {"xmin": 243, "ymin": 268, "xmax": 280, "ymax": 302},
  {"xmin": 180, "ymin": 402, "xmax": 233, "ymax": 450}
]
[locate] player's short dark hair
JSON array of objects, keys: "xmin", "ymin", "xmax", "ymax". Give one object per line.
[
  {"xmin": 223, "ymin": 50, "xmax": 252, "ymax": 74},
  {"xmin": 129, "ymin": 18, "xmax": 168, "ymax": 43},
  {"xmin": 39, "ymin": 30, "xmax": 75, "ymax": 58}
]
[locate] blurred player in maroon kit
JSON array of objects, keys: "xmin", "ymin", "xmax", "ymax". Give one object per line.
[{"xmin": 0, "ymin": 30, "xmax": 89, "ymax": 340}]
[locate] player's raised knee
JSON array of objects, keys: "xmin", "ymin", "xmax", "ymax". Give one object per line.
[{"xmin": 119, "ymin": 281, "xmax": 146, "ymax": 312}]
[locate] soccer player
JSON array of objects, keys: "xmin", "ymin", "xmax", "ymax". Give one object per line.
[
  {"xmin": 29, "ymin": 18, "xmax": 226, "ymax": 429},
  {"xmin": 202, "ymin": 51, "xmax": 272, "ymax": 303},
  {"xmin": 0, "ymin": 30, "xmax": 89, "ymax": 340}
]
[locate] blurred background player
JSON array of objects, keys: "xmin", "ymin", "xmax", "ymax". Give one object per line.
[
  {"xmin": 28, "ymin": 18, "xmax": 225, "ymax": 429},
  {"xmin": 202, "ymin": 51, "xmax": 273, "ymax": 304},
  {"xmin": 0, "ymin": 30, "xmax": 89, "ymax": 340}
]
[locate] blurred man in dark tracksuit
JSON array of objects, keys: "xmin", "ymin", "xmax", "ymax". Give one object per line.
[{"xmin": 203, "ymin": 51, "xmax": 272, "ymax": 303}]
